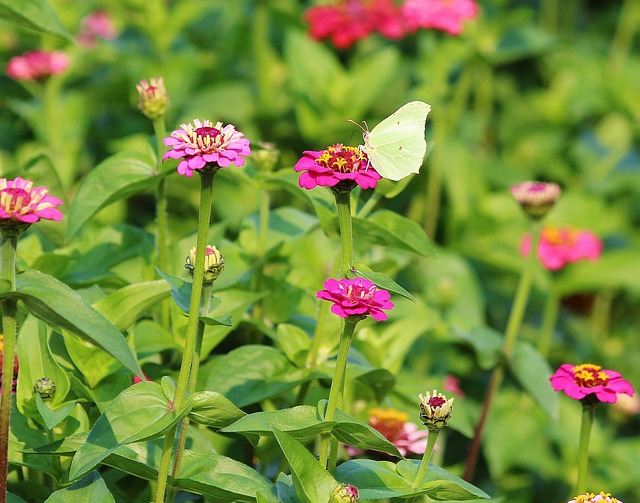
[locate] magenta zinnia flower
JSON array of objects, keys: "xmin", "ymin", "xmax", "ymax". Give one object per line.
[
  {"xmin": 317, "ymin": 277, "xmax": 394, "ymax": 321},
  {"xmin": 304, "ymin": 1, "xmax": 373, "ymax": 49},
  {"xmin": 77, "ymin": 10, "xmax": 118, "ymax": 48},
  {"xmin": 567, "ymin": 492, "xmax": 623, "ymax": 503},
  {"xmin": 520, "ymin": 226, "xmax": 603, "ymax": 271},
  {"xmin": 163, "ymin": 119, "xmax": 251, "ymax": 177},
  {"xmin": 0, "ymin": 177, "xmax": 63, "ymax": 225},
  {"xmin": 402, "ymin": 0, "xmax": 480, "ymax": 36},
  {"xmin": 6, "ymin": 50, "xmax": 70, "ymax": 81},
  {"xmin": 295, "ymin": 144, "xmax": 380, "ymax": 190},
  {"xmin": 550, "ymin": 363, "xmax": 635, "ymax": 404}
]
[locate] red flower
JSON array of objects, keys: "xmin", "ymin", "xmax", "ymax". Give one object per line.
[
  {"xmin": 550, "ymin": 363, "xmax": 635, "ymax": 404},
  {"xmin": 317, "ymin": 277, "xmax": 394, "ymax": 321},
  {"xmin": 520, "ymin": 226, "xmax": 603, "ymax": 271}
]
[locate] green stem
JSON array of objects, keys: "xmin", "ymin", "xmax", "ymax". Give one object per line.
[
  {"xmin": 333, "ymin": 190, "xmax": 354, "ymax": 277},
  {"xmin": 575, "ymin": 402, "xmax": 597, "ymax": 494},
  {"xmin": 0, "ymin": 232, "xmax": 18, "ymax": 503},
  {"xmin": 411, "ymin": 428, "xmax": 441, "ymax": 490},
  {"xmin": 590, "ymin": 290, "xmax": 613, "ymax": 340},
  {"xmin": 319, "ymin": 320, "xmax": 357, "ymax": 469},
  {"xmin": 538, "ymin": 288, "xmax": 560, "ymax": 358},
  {"xmin": 608, "ymin": 0, "xmax": 640, "ymax": 74},
  {"xmin": 423, "ymin": 123, "xmax": 443, "ymax": 239},
  {"xmin": 463, "ymin": 221, "xmax": 542, "ymax": 481},
  {"xmin": 357, "ymin": 191, "xmax": 381, "ymax": 219},
  {"xmin": 253, "ymin": 0, "xmax": 274, "ymax": 114},
  {"xmin": 153, "ymin": 170, "xmax": 216, "ymax": 503}
]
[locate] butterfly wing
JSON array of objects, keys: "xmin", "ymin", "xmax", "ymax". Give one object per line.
[{"xmin": 363, "ymin": 101, "xmax": 431, "ymax": 181}]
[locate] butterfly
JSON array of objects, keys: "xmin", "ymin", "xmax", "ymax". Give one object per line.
[{"xmin": 350, "ymin": 101, "xmax": 431, "ymax": 181}]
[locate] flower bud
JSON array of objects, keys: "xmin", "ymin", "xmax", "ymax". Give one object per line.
[
  {"xmin": 34, "ymin": 377, "xmax": 56, "ymax": 399},
  {"xmin": 510, "ymin": 181, "xmax": 561, "ymax": 220},
  {"xmin": 419, "ymin": 390, "xmax": 454, "ymax": 431},
  {"xmin": 185, "ymin": 245, "xmax": 224, "ymax": 284},
  {"xmin": 252, "ymin": 142, "xmax": 280, "ymax": 173},
  {"xmin": 329, "ymin": 483, "xmax": 359, "ymax": 503},
  {"xmin": 136, "ymin": 77, "xmax": 169, "ymax": 120}
]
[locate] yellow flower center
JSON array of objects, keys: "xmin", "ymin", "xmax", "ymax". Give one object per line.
[
  {"xmin": 369, "ymin": 408, "xmax": 408, "ymax": 440},
  {"xmin": 542, "ymin": 226, "xmax": 579, "ymax": 246},
  {"xmin": 317, "ymin": 144, "xmax": 367, "ymax": 173},
  {"xmin": 573, "ymin": 364, "xmax": 609, "ymax": 388}
]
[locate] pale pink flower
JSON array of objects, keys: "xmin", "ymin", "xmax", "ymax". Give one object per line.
[
  {"xmin": 6, "ymin": 50, "xmax": 70, "ymax": 81},
  {"xmin": 163, "ymin": 119, "xmax": 251, "ymax": 177},
  {"xmin": 443, "ymin": 375, "xmax": 465, "ymax": 398},
  {"xmin": 567, "ymin": 492, "xmax": 623, "ymax": 503},
  {"xmin": 295, "ymin": 144, "xmax": 380, "ymax": 190},
  {"xmin": 520, "ymin": 226, "xmax": 603, "ymax": 271},
  {"xmin": 402, "ymin": 0, "xmax": 480, "ymax": 36},
  {"xmin": 77, "ymin": 10, "xmax": 117, "ymax": 48},
  {"xmin": 550, "ymin": 363, "xmax": 635, "ymax": 404},
  {"xmin": 510, "ymin": 181, "xmax": 561, "ymax": 219},
  {"xmin": 317, "ymin": 277, "xmax": 394, "ymax": 321},
  {"xmin": 0, "ymin": 177, "xmax": 63, "ymax": 224}
]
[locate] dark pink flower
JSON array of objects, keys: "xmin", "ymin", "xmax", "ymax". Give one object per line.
[
  {"xmin": 6, "ymin": 50, "xmax": 70, "ymax": 81},
  {"xmin": 520, "ymin": 226, "xmax": 603, "ymax": 271},
  {"xmin": 317, "ymin": 277, "xmax": 394, "ymax": 321},
  {"xmin": 163, "ymin": 119, "xmax": 251, "ymax": 177},
  {"xmin": 77, "ymin": 10, "xmax": 118, "ymax": 48},
  {"xmin": 304, "ymin": 1, "xmax": 372, "ymax": 49},
  {"xmin": 347, "ymin": 408, "xmax": 427, "ymax": 457},
  {"xmin": 402, "ymin": 0, "xmax": 480, "ymax": 36},
  {"xmin": 367, "ymin": 0, "xmax": 410, "ymax": 40},
  {"xmin": 550, "ymin": 363, "xmax": 635, "ymax": 404},
  {"xmin": 0, "ymin": 177, "xmax": 63, "ymax": 224},
  {"xmin": 295, "ymin": 144, "xmax": 379, "ymax": 190}
]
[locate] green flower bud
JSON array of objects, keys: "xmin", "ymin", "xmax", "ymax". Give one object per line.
[
  {"xmin": 419, "ymin": 389, "xmax": 454, "ymax": 432},
  {"xmin": 34, "ymin": 377, "xmax": 55, "ymax": 399},
  {"xmin": 329, "ymin": 484, "xmax": 359, "ymax": 503},
  {"xmin": 136, "ymin": 77, "xmax": 169, "ymax": 120},
  {"xmin": 185, "ymin": 245, "xmax": 224, "ymax": 284},
  {"xmin": 252, "ymin": 142, "xmax": 280, "ymax": 173}
]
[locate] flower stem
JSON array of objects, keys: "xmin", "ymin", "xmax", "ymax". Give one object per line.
[
  {"xmin": 538, "ymin": 287, "xmax": 560, "ymax": 358},
  {"xmin": 463, "ymin": 221, "xmax": 542, "ymax": 481},
  {"xmin": 608, "ymin": 0, "xmax": 640, "ymax": 75},
  {"xmin": 411, "ymin": 428, "xmax": 440, "ymax": 490},
  {"xmin": 575, "ymin": 402, "xmax": 596, "ymax": 494},
  {"xmin": 319, "ymin": 319, "xmax": 357, "ymax": 469},
  {"xmin": 333, "ymin": 190, "xmax": 354, "ymax": 277},
  {"xmin": 153, "ymin": 170, "xmax": 216, "ymax": 503},
  {"xmin": 0, "ymin": 232, "xmax": 18, "ymax": 503}
]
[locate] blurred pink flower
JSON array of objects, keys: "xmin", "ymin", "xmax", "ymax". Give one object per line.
[
  {"xmin": 550, "ymin": 363, "xmax": 635, "ymax": 404},
  {"xmin": 295, "ymin": 144, "xmax": 379, "ymax": 190},
  {"xmin": 163, "ymin": 119, "xmax": 251, "ymax": 177},
  {"xmin": 347, "ymin": 408, "xmax": 427, "ymax": 457},
  {"xmin": 402, "ymin": 0, "xmax": 480, "ymax": 36},
  {"xmin": 133, "ymin": 374, "xmax": 152, "ymax": 384},
  {"xmin": 6, "ymin": 50, "xmax": 70, "ymax": 81},
  {"xmin": 77, "ymin": 10, "xmax": 117, "ymax": 48},
  {"xmin": 443, "ymin": 375, "xmax": 465, "ymax": 398},
  {"xmin": 520, "ymin": 226, "xmax": 603, "ymax": 271},
  {"xmin": 0, "ymin": 177, "xmax": 63, "ymax": 224},
  {"xmin": 317, "ymin": 277, "xmax": 394, "ymax": 321},
  {"xmin": 567, "ymin": 492, "xmax": 623, "ymax": 503}
]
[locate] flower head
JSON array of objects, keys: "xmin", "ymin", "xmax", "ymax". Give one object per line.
[
  {"xmin": 365, "ymin": 408, "xmax": 427, "ymax": 456},
  {"xmin": 137, "ymin": 77, "xmax": 170, "ymax": 120},
  {"xmin": 520, "ymin": 226, "xmax": 603, "ymax": 271},
  {"xmin": 77, "ymin": 10, "xmax": 117, "ymax": 48},
  {"xmin": 419, "ymin": 390, "xmax": 454, "ymax": 431},
  {"xmin": 0, "ymin": 178, "xmax": 63, "ymax": 233},
  {"xmin": 163, "ymin": 119, "xmax": 251, "ymax": 177},
  {"xmin": 317, "ymin": 277, "xmax": 394, "ymax": 321},
  {"xmin": 550, "ymin": 363, "xmax": 635, "ymax": 404},
  {"xmin": 185, "ymin": 245, "xmax": 224, "ymax": 284},
  {"xmin": 295, "ymin": 144, "xmax": 379, "ymax": 191},
  {"xmin": 6, "ymin": 50, "xmax": 70, "ymax": 81},
  {"xmin": 510, "ymin": 181, "xmax": 562, "ymax": 219},
  {"xmin": 567, "ymin": 492, "xmax": 623, "ymax": 503},
  {"xmin": 402, "ymin": 0, "xmax": 480, "ymax": 36},
  {"xmin": 330, "ymin": 483, "xmax": 359, "ymax": 503},
  {"xmin": 34, "ymin": 377, "xmax": 55, "ymax": 399}
]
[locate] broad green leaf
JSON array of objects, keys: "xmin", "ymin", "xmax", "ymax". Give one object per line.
[
  {"xmin": 276, "ymin": 474, "xmax": 302, "ymax": 503},
  {"xmin": 133, "ymin": 319, "xmax": 179, "ymax": 355},
  {"xmin": 273, "ymin": 429, "xmax": 338, "ymax": 503},
  {"xmin": 35, "ymin": 396, "xmax": 77, "ymax": 430},
  {"xmin": 352, "ymin": 210, "xmax": 435, "ymax": 257},
  {"xmin": 66, "ymin": 151, "xmax": 157, "ymax": 238},
  {"xmin": 6, "ymin": 269, "xmax": 142, "ymax": 378},
  {"xmin": 276, "ymin": 323, "xmax": 311, "ymax": 367},
  {"xmin": 454, "ymin": 326, "xmax": 503, "ymax": 370},
  {"xmin": 331, "ymin": 408, "xmax": 403, "ymax": 458},
  {"xmin": 44, "ymin": 471, "xmax": 115, "ymax": 503},
  {"xmin": 199, "ymin": 314, "xmax": 233, "ymax": 326},
  {"xmin": 61, "ymin": 330, "xmax": 122, "ymax": 389},
  {"xmin": 349, "ymin": 262, "xmax": 416, "ymax": 302},
  {"xmin": 0, "ymin": 0, "xmax": 72, "ymax": 40},
  {"xmin": 156, "ymin": 268, "xmax": 192, "ymax": 312},
  {"xmin": 7, "ymin": 493, "xmax": 28, "ymax": 503},
  {"xmin": 189, "ymin": 391, "xmax": 246, "ymax": 428},
  {"xmin": 508, "ymin": 341, "xmax": 558, "ymax": 419},
  {"xmin": 69, "ymin": 381, "xmax": 190, "ymax": 480}
]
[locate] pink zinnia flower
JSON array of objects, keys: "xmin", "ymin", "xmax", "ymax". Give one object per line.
[
  {"xmin": 402, "ymin": 0, "xmax": 480, "ymax": 36},
  {"xmin": 6, "ymin": 50, "xmax": 70, "ymax": 81},
  {"xmin": 316, "ymin": 277, "xmax": 394, "ymax": 321},
  {"xmin": 0, "ymin": 177, "xmax": 63, "ymax": 224},
  {"xmin": 550, "ymin": 363, "xmax": 635, "ymax": 404},
  {"xmin": 520, "ymin": 226, "xmax": 603, "ymax": 271},
  {"xmin": 347, "ymin": 408, "xmax": 427, "ymax": 457},
  {"xmin": 367, "ymin": 0, "xmax": 410, "ymax": 40},
  {"xmin": 163, "ymin": 119, "xmax": 251, "ymax": 178},
  {"xmin": 304, "ymin": 1, "xmax": 372, "ymax": 49},
  {"xmin": 295, "ymin": 144, "xmax": 380, "ymax": 190},
  {"xmin": 77, "ymin": 10, "xmax": 118, "ymax": 48},
  {"xmin": 567, "ymin": 492, "xmax": 623, "ymax": 503}
]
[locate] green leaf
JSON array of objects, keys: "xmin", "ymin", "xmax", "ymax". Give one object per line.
[
  {"xmin": 508, "ymin": 341, "xmax": 558, "ymax": 419},
  {"xmin": 6, "ymin": 269, "xmax": 142, "ymax": 378},
  {"xmin": 454, "ymin": 326, "xmax": 503, "ymax": 370},
  {"xmin": 69, "ymin": 382, "xmax": 190, "ymax": 480},
  {"xmin": 35, "ymin": 396, "xmax": 77, "ymax": 430},
  {"xmin": 199, "ymin": 314, "xmax": 233, "ymax": 326},
  {"xmin": 349, "ymin": 262, "xmax": 416, "ymax": 303},
  {"xmin": 352, "ymin": 210, "xmax": 435, "ymax": 257},
  {"xmin": 189, "ymin": 391, "xmax": 246, "ymax": 428},
  {"xmin": 331, "ymin": 408, "xmax": 403, "ymax": 458},
  {"xmin": 0, "ymin": 0, "xmax": 72, "ymax": 40},
  {"xmin": 7, "ymin": 493, "xmax": 28, "ymax": 503},
  {"xmin": 44, "ymin": 471, "xmax": 115, "ymax": 503},
  {"xmin": 276, "ymin": 323, "xmax": 311, "ymax": 367},
  {"xmin": 156, "ymin": 268, "xmax": 192, "ymax": 312},
  {"xmin": 273, "ymin": 429, "xmax": 338, "ymax": 503},
  {"xmin": 66, "ymin": 151, "xmax": 157, "ymax": 238}
]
